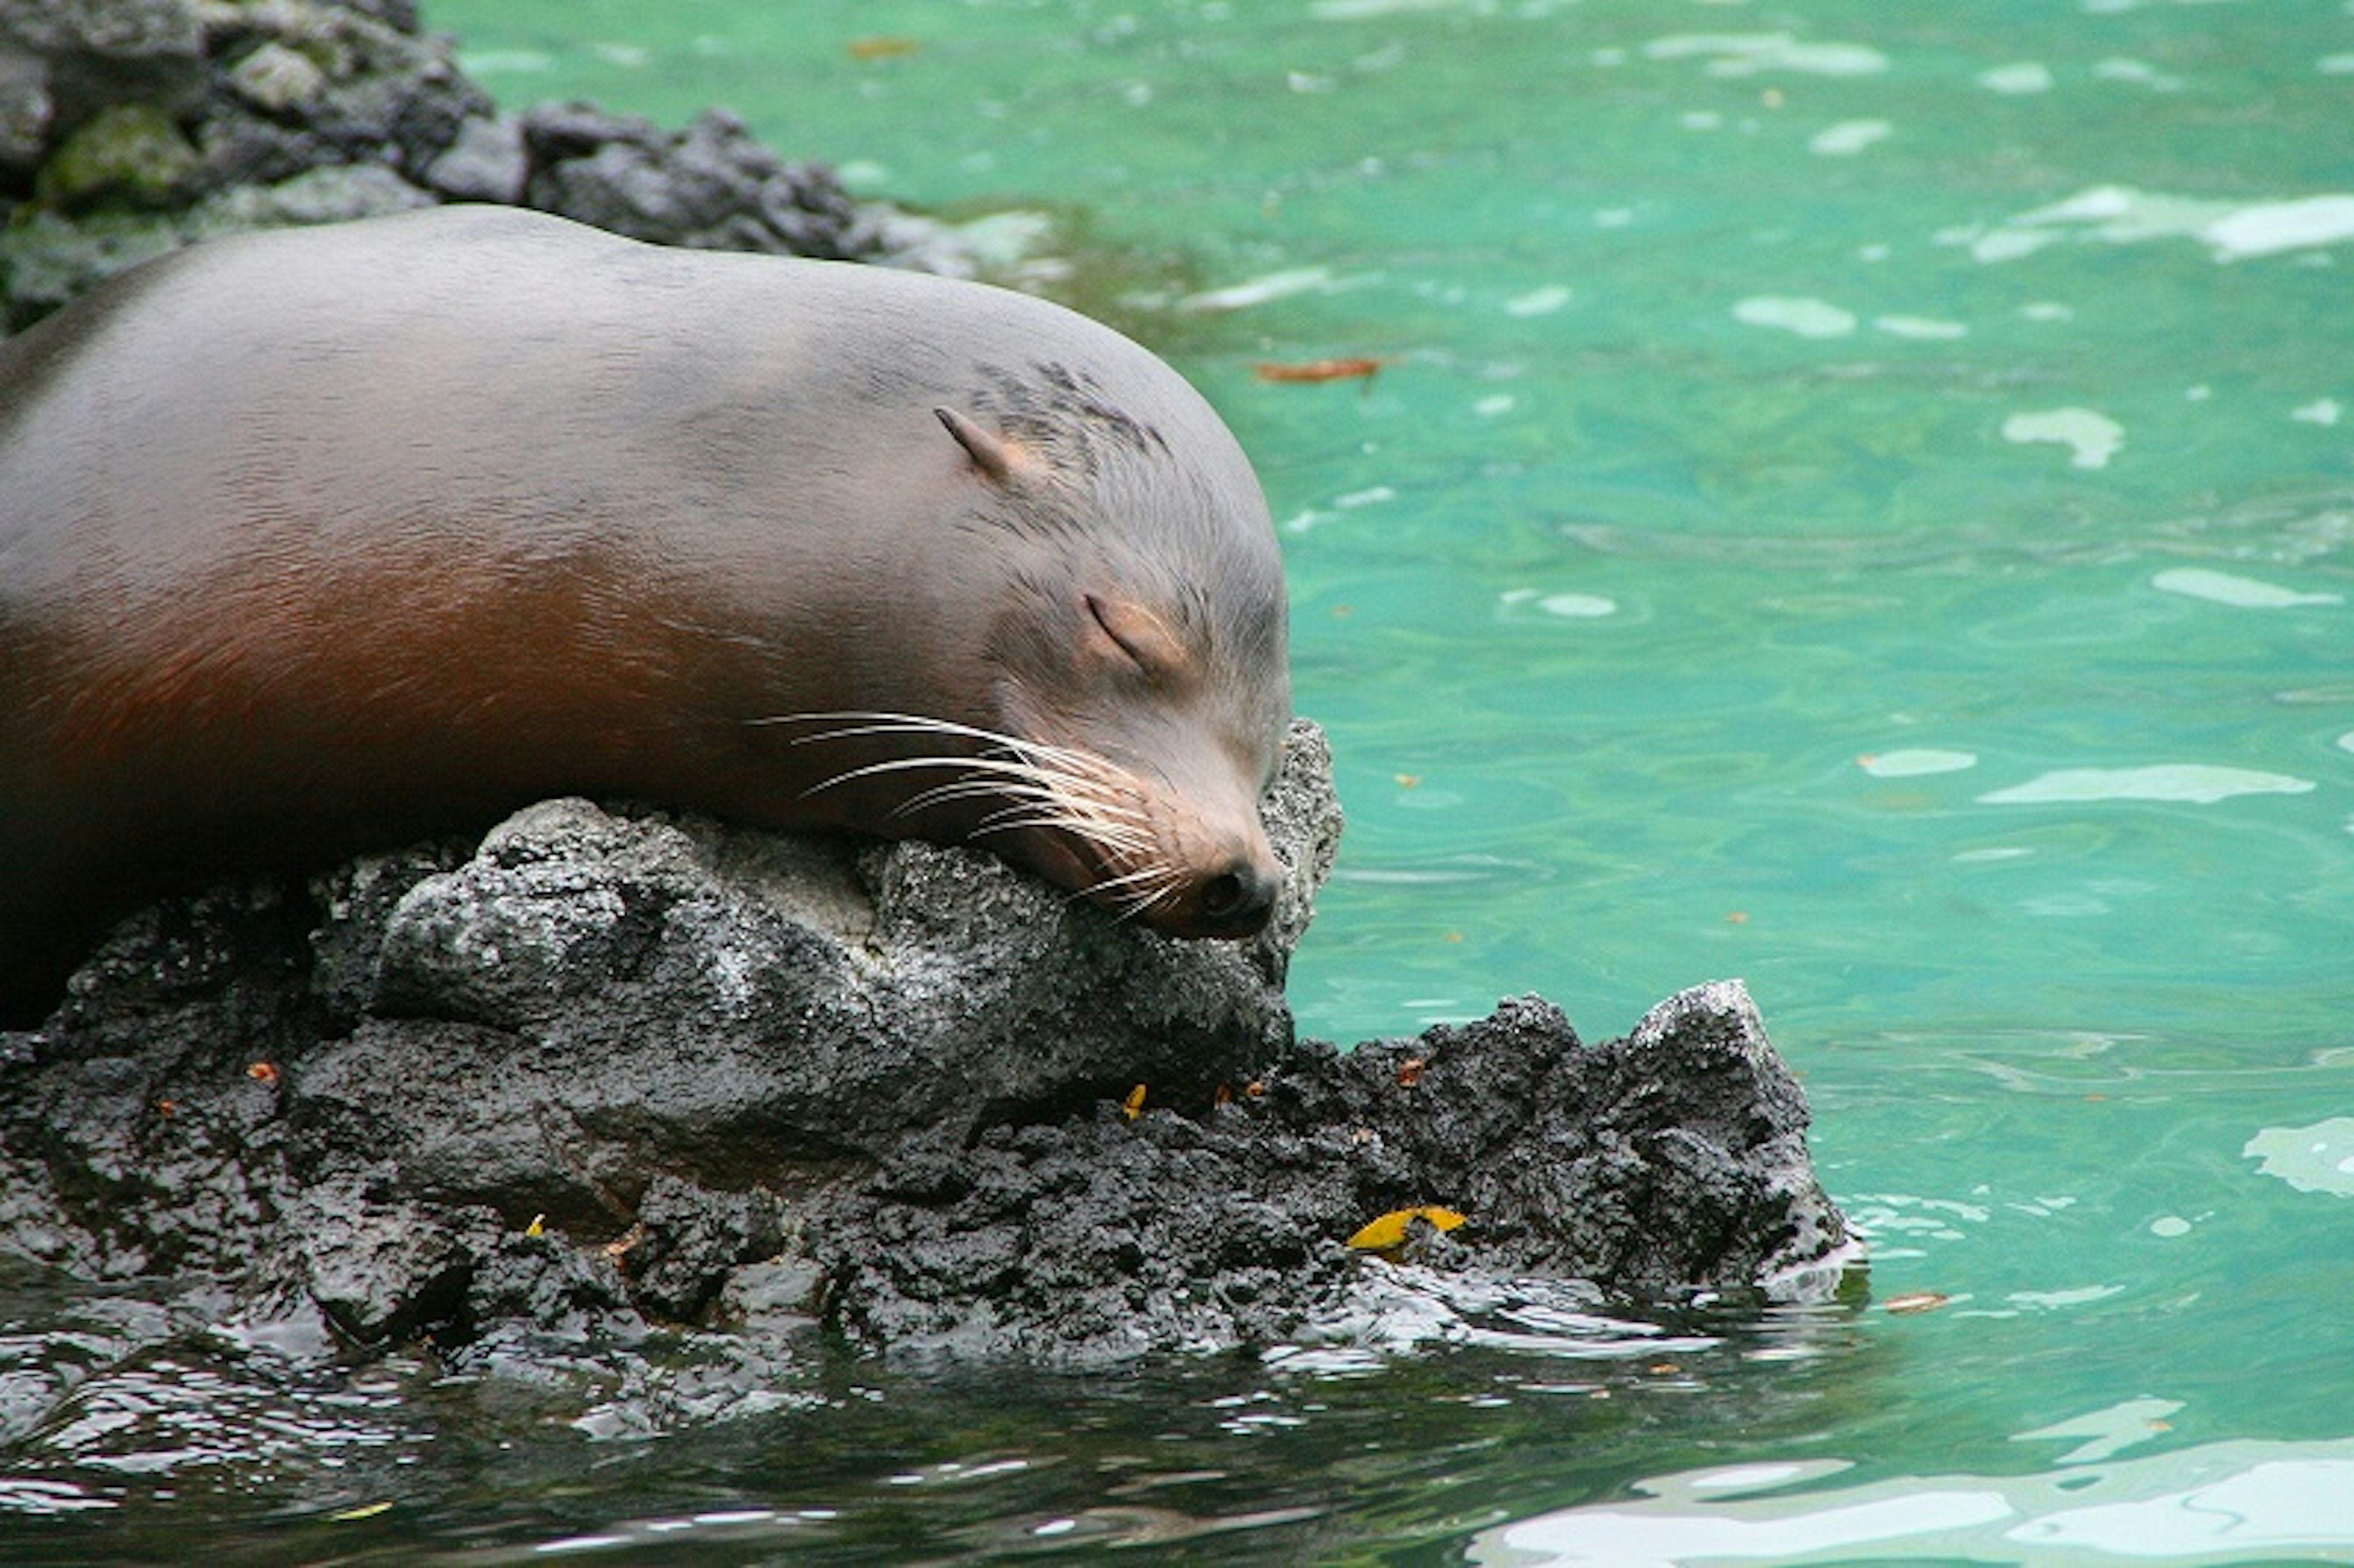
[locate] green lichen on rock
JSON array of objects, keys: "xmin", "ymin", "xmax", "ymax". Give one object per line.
[{"xmin": 33, "ymin": 101, "xmax": 197, "ymax": 211}]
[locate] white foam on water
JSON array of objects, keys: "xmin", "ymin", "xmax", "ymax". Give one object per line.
[
  {"xmin": 1958, "ymin": 184, "xmax": 2354, "ymax": 264},
  {"xmin": 2002, "ymin": 407, "xmax": 2124, "ymax": 468},
  {"xmin": 1875, "ymin": 314, "xmax": 1968, "ymax": 339},
  {"xmin": 2151, "ymin": 568, "xmax": 2342, "ymax": 607},
  {"xmin": 1504, "ymin": 284, "xmax": 1574, "ymax": 317},
  {"xmin": 1476, "ymin": 1441, "xmax": 2354, "ymax": 1565},
  {"xmin": 1977, "ymin": 61, "xmax": 2054, "ymax": 94},
  {"xmin": 1978, "ymin": 764, "xmax": 2315, "ymax": 805},
  {"xmin": 1180, "ymin": 266, "xmax": 1338, "ymax": 311},
  {"xmin": 1810, "ymin": 118, "xmax": 1891, "ymax": 155},
  {"xmin": 1732, "ymin": 295, "xmax": 1857, "ymax": 337},
  {"xmin": 2244, "ymin": 1117, "xmax": 2354, "ymax": 1196},
  {"xmin": 1642, "ymin": 32, "xmax": 1889, "ymax": 77},
  {"xmin": 1859, "ymin": 749, "xmax": 1978, "ymax": 777}
]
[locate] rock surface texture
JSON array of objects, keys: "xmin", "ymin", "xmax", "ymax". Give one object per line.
[
  {"xmin": 0, "ymin": 0, "xmax": 967, "ymax": 329},
  {"xmin": 0, "ymin": 721, "xmax": 1854, "ymax": 1373}
]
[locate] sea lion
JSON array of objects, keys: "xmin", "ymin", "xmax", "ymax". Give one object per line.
[{"xmin": 0, "ymin": 205, "xmax": 1290, "ymax": 1024}]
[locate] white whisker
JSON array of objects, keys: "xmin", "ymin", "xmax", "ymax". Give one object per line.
[{"xmin": 756, "ymin": 709, "xmax": 1186, "ymax": 916}]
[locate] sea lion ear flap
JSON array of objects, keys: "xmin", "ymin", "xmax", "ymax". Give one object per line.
[{"xmin": 935, "ymin": 407, "xmax": 1025, "ymax": 487}]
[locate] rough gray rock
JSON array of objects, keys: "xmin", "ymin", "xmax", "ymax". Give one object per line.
[
  {"xmin": 0, "ymin": 719, "xmax": 1854, "ymax": 1378},
  {"xmin": 0, "ymin": 0, "xmax": 985, "ymax": 329}
]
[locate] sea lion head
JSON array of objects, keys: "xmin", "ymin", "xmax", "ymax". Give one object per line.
[{"xmin": 783, "ymin": 367, "xmax": 1291, "ymax": 940}]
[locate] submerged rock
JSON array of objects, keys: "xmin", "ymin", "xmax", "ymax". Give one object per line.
[{"xmin": 0, "ymin": 720, "xmax": 1855, "ymax": 1382}]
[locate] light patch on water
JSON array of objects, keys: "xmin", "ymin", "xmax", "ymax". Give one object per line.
[
  {"xmin": 1978, "ymin": 764, "xmax": 2316, "ymax": 805},
  {"xmin": 2002, "ymin": 406, "xmax": 2123, "ymax": 468},
  {"xmin": 1180, "ymin": 266, "xmax": 1338, "ymax": 311},
  {"xmin": 1954, "ymin": 184, "xmax": 2354, "ymax": 264},
  {"xmin": 1310, "ymin": 0, "xmax": 1483, "ymax": 17},
  {"xmin": 1732, "ymin": 295, "xmax": 1857, "ymax": 337},
  {"xmin": 1334, "ymin": 485, "xmax": 1396, "ymax": 509},
  {"xmin": 1474, "ymin": 394, "xmax": 1517, "ymax": 416},
  {"xmin": 2291, "ymin": 397, "xmax": 2342, "ymax": 425},
  {"xmin": 1642, "ymin": 32, "xmax": 1890, "ymax": 77},
  {"xmin": 2322, "ymin": 53, "xmax": 2354, "ymax": 74},
  {"xmin": 1859, "ymin": 749, "xmax": 1978, "ymax": 777},
  {"xmin": 1500, "ymin": 587, "xmax": 1620, "ymax": 619},
  {"xmin": 590, "ymin": 42, "xmax": 650, "ymax": 68},
  {"xmin": 2006, "ymin": 1284, "xmax": 2125, "ymax": 1312},
  {"xmin": 1503, "ymin": 284, "xmax": 1574, "ymax": 317},
  {"xmin": 0, "ymin": 1477, "xmax": 118, "ymax": 1515},
  {"xmin": 2338, "ymin": 731, "xmax": 2354, "ymax": 755},
  {"xmin": 1952, "ymin": 846, "xmax": 2034, "ymax": 863},
  {"xmin": 1808, "ymin": 118, "xmax": 1891, "ymax": 155},
  {"xmin": 1976, "ymin": 61, "xmax": 2054, "ymax": 94},
  {"xmin": 2016, "ymin": 1397, "xmax": 2185, "ymax": 1465},
  {"xmin": 2151, "ymin": 567, "xmax": 2343, "ymax": 608},
  {"xmin": 455, "ymin": 48, "xmax": 555, "ymax": 74},
  {"xmin": 2094, "ymin": 56, "xmax": 2182, "ymax": 90},
  {"xmin": 2019, "ymin": 300, "xmax": 2075, "ymax": 321},
  {"xmin": 2243, "ymin": 1117, "xmax": 2354, "ymax": 1196},
  {"xmin": 1874, "ymin": 314, "xmax": 1968, "ymax": 339},
  {"xmin": 2149, "ymin": 1215, "xmax": 2193, "ymax": 1237},
  {"xmin": 1475, "ymin": 1442, "xmax": 2354, "ymax": 1565}
]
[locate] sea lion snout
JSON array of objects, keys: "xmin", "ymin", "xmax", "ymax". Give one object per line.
[{"xmin": 1185, "ymin": 853, "xmax": 1283, "ymax": 938}]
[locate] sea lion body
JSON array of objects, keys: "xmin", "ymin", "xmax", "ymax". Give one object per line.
[{"xmin": 0, "ymin": 207, "xmax": 1290, "ymax": 1021}]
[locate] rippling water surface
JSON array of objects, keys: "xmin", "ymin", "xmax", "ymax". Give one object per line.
[{"xmin": 9, "ymin": 1, "xmax": 2351, "ymax": 1559}]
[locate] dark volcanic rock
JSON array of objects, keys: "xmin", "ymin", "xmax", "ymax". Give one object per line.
[
  {"xmin": 0, "ymin": 0, "xmax": 975, "ymax": 330},
  {"xmin": 0, "ymin": 719, "xmax": 1854, "ymax": 1379}
]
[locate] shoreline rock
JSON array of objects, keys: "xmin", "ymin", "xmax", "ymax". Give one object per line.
[
  {"xmin": 0, "ymin": 720, "xmax": 1856, "ymax": 1377},
  {"xmin": 0, "ymin": 0, "xmax": 990, "ymax": 330}
]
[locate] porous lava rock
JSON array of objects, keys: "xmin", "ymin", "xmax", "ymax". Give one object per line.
[
  {"xmin": 0, "ymin": 0, "xmax": 964, "ymax": 329},
  {"xmin": 0, "ymin": 720, "xmax": 1854, "ymax": 1373}
]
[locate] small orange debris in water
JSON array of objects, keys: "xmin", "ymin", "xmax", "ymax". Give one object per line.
[
  {"xmin": 1856, "ymin": 754, "xmax": 1878, "ymax": 768},
  {"xmin": 1884, "ymin": 1291, "xmax": 1951, "ymax": 1315},
  {"xmin": 1251, "ymin": 356, "xmax": 1388, "ymax": 385},
  {"xmin": 1330, "ymin": 603, "xmax": 1356, "ymax": 617},
  {"xmin": 1648, "ymin": 1361, "xmax": 1682, "ymax": 1376},
  {"xmin": 247, "ymin": 1060, "xmax": 279, "ymax": 1084},
  {"xmin": 1396, "ymin": 1057, "xmax": 1426, "ymax": 1087},
  {"xmin": 1214, "ymin": 1083, "xmax": 1234, "ymax": 1106},
  {"xmin": 1395, "ymin": 773, "xmax": 1420, "ymax": 789},
  {"xmin": 1726, "ymin": 911, "xmax": 1750, "ymax": 925},
  {"xmin": 154, "ymin": 1098, "xmax": 177, "ymax": 1118},
  {"xmin": 847, "ymin": 36, "xmax": 920, "ymax": 61},
  {"xmin": 1243, "ymin": 1080, "xmax": 1267, "ymax": 1099},
  {"xmin": 1346, "ymin": 1205, "xmax": 1467, "ymax": 1250},
  {"xmin": 1121, "ymin": 1084, "xmax": 1148, "ymax": 1121}
]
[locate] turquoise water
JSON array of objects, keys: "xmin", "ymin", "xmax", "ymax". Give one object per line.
[{"xmin": 17, "ymin": 1, "xmax": 2354, "ymax": 1559}]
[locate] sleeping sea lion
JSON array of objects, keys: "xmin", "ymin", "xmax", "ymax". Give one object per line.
[{"xmin": 0, "ymin": 206, "xmax": 1290, "ymax": 1023}]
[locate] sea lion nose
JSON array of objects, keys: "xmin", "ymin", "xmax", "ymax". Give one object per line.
[{"xmin": 1198, "ymin": 858, "xmax": 1281, "ymax": 934}]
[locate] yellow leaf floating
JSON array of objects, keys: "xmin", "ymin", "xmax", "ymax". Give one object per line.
[
  {"xmin": 1346, "ymin": 1206, "xmax": 1467, "ymax": 1251},
  {"xmin": 330, "ymin": 1501, "xmax": 395, "ymax": 1521},
  {"xmin": 1121, "ymin": 1084, "xmax": 1147, "ymax": 1121}
]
